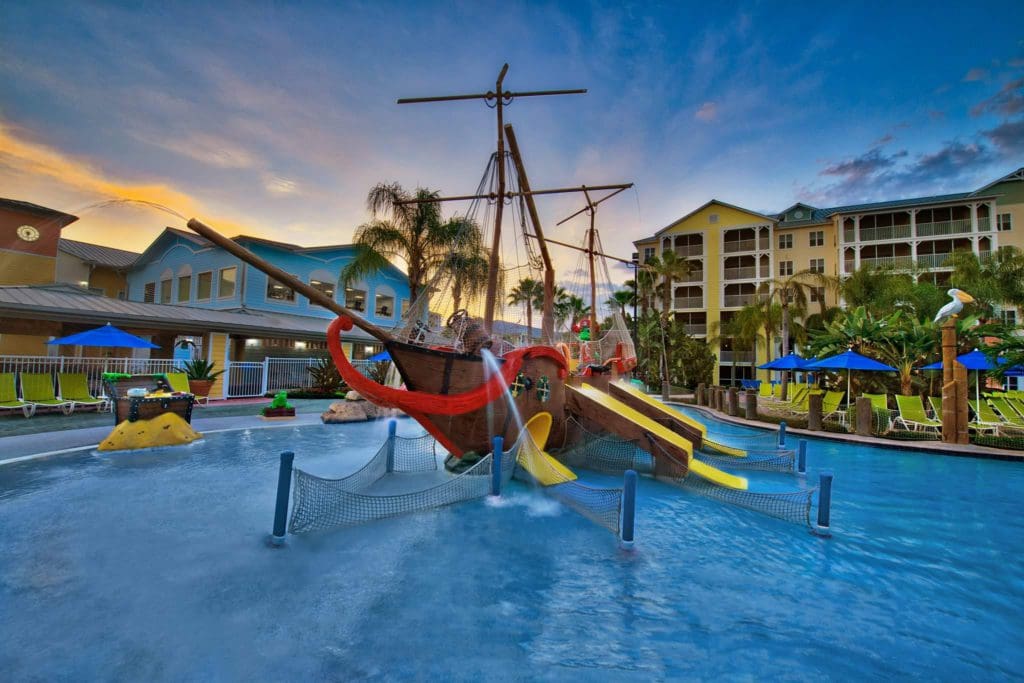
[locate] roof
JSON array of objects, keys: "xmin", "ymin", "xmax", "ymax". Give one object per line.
[
  {"xmin": 58, "ymin": 238, "xmax": 140, "ymax": 268},
  {"xmin": 636, "ymin": 199, "xmax": 778, "ymax": 244},
  {"xmin": 0, "ymin": 197, "xmax": 79, "ymax": 227},
  {"xmin": 0, "ymin": 284, "xmax": 376, "ymax": 342},
  {"xmin": 972, "ymin": 167, "xmax": 1024, "ymax": 195}
]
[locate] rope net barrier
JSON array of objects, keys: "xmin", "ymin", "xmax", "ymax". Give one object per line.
[
  {"xmin": 513, "ymin": 430, "xmax": 623, "ymax": 535},
  {"xmin": 288, "ymin": 433, "xmax": 515, "ymax": 534}
]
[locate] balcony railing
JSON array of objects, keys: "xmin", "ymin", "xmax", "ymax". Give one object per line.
[
  {"xmin": 859, "ymin": 255, "xmax": 915, "ymax": 269},
  {"xmin": 723, "ymin": 266, "xmax": 757, "ymax": 280},
  {"xmin": 674, "ymin": 245, "xmax": 704, "ymax": 257},
  {"xmin": 719, "ymin": 350, "xmax": 756, "ymax": 363},
  {"xmin": 916, "ymin": 253, "xmax": 954, "ymax": 269},
  {"xmin": 677, "ymin": 270, "xmax": 704, "ymax": 283},
  {"xmin": 723, "ymin": 294, "xmax": 758, "ymax": 307},
  {"xmin": 723, "ymin": 238, "xmax": 757, "ymax": 253},
  {"xmin": 915, "ymin": 218, "xmax": 973, "ymax": 237},
  {"xmin": 673, "ymin": 296, "xmax": 703, "ymax": 309},
  {"xmin": 859, "ymin": 224, "xmax": 911, "ymax": 242},
  {"xmin": 681, "ymin": 323, "xmax": 707, "ymax": 335}
]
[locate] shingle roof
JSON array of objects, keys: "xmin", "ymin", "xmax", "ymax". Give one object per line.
[
  {"xmin": 0, "ymin": 197, "xmax": 79, "ymax": 226},
  {"xmin": 58, "ymin": 238, "xmax": 140, "ymax": 268},
  {"xmin": 0, "ymin": 285, "xmax": 375, "ymax": 341}
]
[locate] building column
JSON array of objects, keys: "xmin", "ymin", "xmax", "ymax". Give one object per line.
[
  {"xmin": 909, "ymin": 208, "xmax": 917, "ymax": 238},
  {"xmin": 206, "ymin": 332, "xmax": 231, "ymax": 400},
  {"xmin": 970, "ymin": 202, "xmax": 978, "ymax": 234}
]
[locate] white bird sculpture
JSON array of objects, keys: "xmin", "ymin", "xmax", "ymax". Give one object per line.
[{"xmin": 934, "ymin": 288, "xmax": 975, "ymax": 323}]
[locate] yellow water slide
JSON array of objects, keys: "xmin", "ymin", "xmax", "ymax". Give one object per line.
[
  {"xmin": 609, "ymin": 381, "xmax": 747, "ymax": 458},
  {"xmin": 566, "ymin": 384, "xmax": 747, "ymax": 490},
  {"xmin": 515, "ymin": 412, "xmax": 578, "ymax": 486}
]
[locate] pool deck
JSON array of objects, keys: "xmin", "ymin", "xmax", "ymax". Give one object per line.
[
  {"xmin": 0, "ymin": 411, "xmax": 327, "ymax": 464},
  {"xmin": 679, "ymin": 401, "xmax": 1024, "ymax": 462}
]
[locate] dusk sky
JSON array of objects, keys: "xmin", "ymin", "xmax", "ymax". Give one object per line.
[{"xmin": 2, "ymin": 1, "xmax": 1023, "ymax": 285}]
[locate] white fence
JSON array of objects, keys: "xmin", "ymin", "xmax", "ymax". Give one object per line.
[{"xmin": 0, "ymin": 355, "xmax": 376, "ymax": 400}]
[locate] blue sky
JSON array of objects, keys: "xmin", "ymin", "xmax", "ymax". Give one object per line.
[{"xmin": 1, "ymin": 1, "xmax": 1022, "ymax": 283}]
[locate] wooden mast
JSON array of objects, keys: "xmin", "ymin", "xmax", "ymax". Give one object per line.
[
  {"xmin": 503, "ymin": 123, "xmax": 555, "ymax": 342},
  {"xmin": 185, "ymin": 218, "xmax": 392, "ymax": 343},
  {"xmin": 584, "ymin": 188, "xmax": 598, "ymax": 334},
  {"xmin": 396, "ymin": 64, "xmax": 586, "ymax": 334}
]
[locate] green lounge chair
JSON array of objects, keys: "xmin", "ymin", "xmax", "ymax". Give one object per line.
[
  {"xmin": 861, "ymin": 393, "xmax": 889, "ymax": 412},
  {"xmin": 0, "ymin": 373, "xmax": 35, "ymax": 418},
  {"xmin": 895, "ymin": 395, "xmax": 940, "ymax": 432},
  {"xmin": 21, "ymin": 373, "xmax": 74, "ymax": 415},
  {"xmin": 987, "ymin": 396, "xmax": 1024, "ymax": 428},
  {"xmin": 772, "ymin": 384, "xmax": 783, "ymax": 401},
  {"xmin": 777, "ymin": 385, "xmax": 809, "ymax": 410},
  {"xmin": 164, "ymin": 372, "xmax": 204, "ymax": 406},
  {"xmin": 57, "ymin": 373, "xmax": 109, "ymax": 412},
  {"xmin": 930, "ymin": 395, "xmax": 1001, "ymax": 435},
  {"xmin": 821, "ymin": 391, "xmax": 846, "ymax": 417},
  {"xmin": 971, "ymin": 397, "xmax": 1010, "ymax": 434}
]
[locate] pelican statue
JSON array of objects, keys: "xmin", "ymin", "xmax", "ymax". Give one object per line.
[{"xmin": 934, "ymin": 289, "xmax": 975, "ymax": 323}]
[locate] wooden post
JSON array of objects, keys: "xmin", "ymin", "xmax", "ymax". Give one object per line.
[
  {"xmin": 855, "ymin": 396, "xmax": 872, "ymax": 436},
  {"xmin": 941, "ymin": 320, "xmax": 969, "ymax": 444},
  {"xmin": 808, "ymin": 393, "xmax": 823, "ymax": 431},
  {"xmin": 726, "ymin": 387, "xmax": 739, "ymax": 416},
  {"xmin": 744, "ymin": 389, "xmax": 757, "ymax": 419}
]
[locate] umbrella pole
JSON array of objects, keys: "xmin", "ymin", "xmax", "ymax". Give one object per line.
[{"xmin": 847, "ymin": 371, "xmax": 851, "ymax": 410}]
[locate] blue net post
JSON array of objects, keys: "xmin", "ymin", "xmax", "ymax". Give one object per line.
[
  {"xmin": 797, "ymin": 439, "xmax": 807, "ymax": 474},
  {"xmin": 778, "ymin": 420, "xmax": 787, "ymax": 448},
  {"xmin": 270, "ymin": 451, "xmax": 294, "ymax": 547},
  {"xmin": 491, "ymin": 436, "xmax": 504, "ymax": 496},
  {"xmin": 620, "ymin": 469, "xmax": 638, "ymax": 549},
  {"xmin": 385, "ymin": 419, "xmax": 397, "ymax": 472},
  {"xmin": 815, "ymin": 470, "xmax": 834, "ymax": 538}
]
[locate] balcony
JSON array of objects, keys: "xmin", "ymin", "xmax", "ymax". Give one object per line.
[
  {"xmin": 719, "ymin": 350, "xmax": 756, "ymax": 363},
  {"xmin": 675, "ymin": 245, "xmax": 704, "ymax": 258},
  {"xmin": 915, "ymin": 218, "xmax": 973, "ymax": 237},
  {"xmin": 723, "ymin": 238, "xmax": 757, "ymax": 253},
  {"xmin": 916, "ymin": 253, "xmax": 954, "ymax": 269},
  {"xmin": 673, "ymin": 296, "xmax": 703, "ymax": 309},
  {"xmin": 723, "ymin": 266, "xmax": 757, "ymax": 280},
  {"xmin": 859, "ymin": 224, "xmax": 911, "ymax": 242},
  {"xmin": 677, "ymin": 270, "xmax": 704, "ymax": 283},
  {"xmin": 723, "ymin": 294, "xmax": 757, "ymax": 307},
  {"xmin": 682, "ymin": 323, "xmax": 707, "ymax": 335}
]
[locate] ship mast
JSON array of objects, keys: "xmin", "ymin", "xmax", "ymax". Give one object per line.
[{"xmin": 396, "ymin": 64, "xmax": 586, "ymax": 333}]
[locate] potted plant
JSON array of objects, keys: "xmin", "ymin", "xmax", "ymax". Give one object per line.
[
  {"xmin": 261, "ymin": 391, "xmax": 296, "ymax": 419},
  {"xmin": 182, "ymin": 359, "xmax": 225, "ymax": 399}
]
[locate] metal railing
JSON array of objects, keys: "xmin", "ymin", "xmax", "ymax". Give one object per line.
[
  {"xmin": 915, "ymin": 253, "xmax": 954, "ymax": 269},
  {"xmin": 672, "ymin": 296, "xmax": 703, "ymax": 309},
  {"xmin": 674, "ymin": 245, "xmax": 704, "ymax": 257},
  {"xmin": 723, "ymin": 294, "xmax": 757, "ymax": 307},
  {"xmin": 719, "ymin": 350, "xmax": 756, "ymax": 363},
  {"xmin": 915, "ymin": 218, "xmax": 973, "ymax": 237},
  {"xmin": 723, "ymin": 238, "xmax": 758, "ymax": 253},
  {"xmin": 0, "ymin": 355, "xmax": 184, "ymax": 397},
  {"xmin": 859, "ymin": 255, "xmax": 915, "ymax": 269},
  {"xmin": 858, "ymin": 224, "xmax": 911, "ymax": 242},
  {"xmin": 677, "ymin": 270, "xmax": 704, "ymax": 283},
  {"xmin": 723, "ymin": 266, "xmax": 757, "ymax": 280},
  {"xmin": 681, "ymin": 324, "xmax": 707, "ymax": 335}
]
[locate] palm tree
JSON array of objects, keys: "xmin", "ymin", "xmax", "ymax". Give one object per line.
[
  {"xmin": 556, "ymin": 294, "xmax": 590, "ymax": 334},
  {"xmin": 444, "ymin": 249, "xmax": 491, "ymax": 314},
  {"xmin": 949, "ymin": 246, "xmax": 1024, "ymax": 317},
  {"xmin": 341, "ymin": 182, "xmax": 483, "ymax": 302},
  {"xmin": 645, "ymin": 252, "xmax": 692, "ymax": 318},
  {"xmin": 759, "ymin": 269, "xmax": 817, "ymax": 397},
  {"xmin": 605, "ymin": 289, "xmax": 634, "ymax": 320},
  {"xmin": 507, "ymin": 278, "xmax": 544, "ymax": 340},
  {"xmin": 634, "ymin": 268, "xmax": 657, "ymax": 314}
]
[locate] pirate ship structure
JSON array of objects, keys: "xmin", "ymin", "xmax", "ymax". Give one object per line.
[{"xmin": 187, "ymin": 65, "xmax": 745, "ymax": 486}]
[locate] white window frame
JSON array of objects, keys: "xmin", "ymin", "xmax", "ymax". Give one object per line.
[
  {"xmin": 196, "ymin": 271, "xmax": 213, "ymax": 301},
  {"xmin": 778, "ymin": 234, "xmax": 793, "ymax": 250},
  {"xmin": 218, "ymin": 267, "xmax": 238, "ymax": 299},
  {"xmin": 998, "ymin": 213, "xmax": 1012, "ymax": 231},
  {"xmin": 779, "ymin": 260, "xmax": 794, "ymax": 277},
  {"xmin": 809, "ymin": 258, "xmax": 825, "ymax": 274},
  {"xmin": 809, "ymin": 230, "xmax": 824, "ymax": 247}
]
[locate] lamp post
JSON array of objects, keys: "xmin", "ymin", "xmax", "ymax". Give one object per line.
[{"xmin": 630, "ymin": 253, "xmax": 639, "ymax": 348}]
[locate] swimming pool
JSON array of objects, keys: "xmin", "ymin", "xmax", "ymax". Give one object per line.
[{"xmin": 2, "ymin": 414, "xmax": 1023, "ymax": 680}]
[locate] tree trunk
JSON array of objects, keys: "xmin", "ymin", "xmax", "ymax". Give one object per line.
[
  {"xmin": 781, "ymin": 302, "xmax": 791, "ymax": 400},
  {"xmin": 525, "ymin": 303, "xmax": 533, "ymax": 341},
  {"xmin": 452, "ymin": 278, "xmax": 463, "ymax": 313}
]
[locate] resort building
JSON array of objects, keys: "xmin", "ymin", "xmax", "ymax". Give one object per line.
[{"xmin": 634, "ymin": 167, "xmax": 1024, "ymax": 384}]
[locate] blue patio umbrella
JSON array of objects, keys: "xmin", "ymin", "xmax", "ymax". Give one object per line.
[
  {"xmin": 367, "ymin": 350, "xmax": 391, "ymax": 362},
  {"xmin": 806, "ymin": 350, "xmax": 897, "ymax": 406},
  {"xmin": 757, "ymin": 352, "xmax": 808, "ymax": 370},
  {"xmin": 919, "ymin": 349, "xmax": 1007, "ymax": 413},
  {"xmin": 46, "ymin": 323, "xmax": 159, "ymax": 349}
]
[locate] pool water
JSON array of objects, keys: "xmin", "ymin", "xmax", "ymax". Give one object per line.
[{"xmin": 2, "ymin": 415, "xmax": 1023, "ymax": 680}]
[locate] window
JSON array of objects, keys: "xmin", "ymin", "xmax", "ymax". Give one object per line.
[
  {"xmin": 1002, "ymin": 309, "xmax": 1017, "ymax": 326},
  {"xmin": 159, "ymin": 279, "xmax": 172, "ymax": 304},
  {"xmin": 998, "ymin": 213, "xmax": 1012, "ymax": 231},
  {"xmin": 218, "ymin": 267, "xmax": 237, "ymax": 298},
  {"xmin": 779, "ymin": 260, "xmax": 793, "ymax": 276},
  {"xmin": 643, "ymin": 247, "xmax": 655, "ymax": 263},
  {"xmin": 266, "ymin": 276, "xmax": 295, "ymax": 302},
  {"xmin": 345, "ymin": 286, "xmax": 367, "ymax": 312},
  {"xmin": 809, "ymin": 231, "xmax": 824, "ymax": 247},
  {"xmin": 375, "ymin": 290, "xmax": 396, "ymax": 318},
  {"xmin": 809, "ymin": 258, "xmax": 825, "ymax": 274},
  {"xmin": 400, "ymin": 299, "xmax": 410, "ymax": 316},
  {"xmin": 810, "ymin": 286, "xmax": 826, "ymax": 304},
  {"xmin": 143, "ymin": 282, "xmax": 156, "ymax": 303},
  {"xmin": 778, "ymin": 234, "xmax": 793, "ymax": 250},
  {"xmin": 310, "ymin": 278, "xmax": 335, "ymax": 305},
  {"xmin": 197, "ymin": 272, "xmax": 213, "ymax": 300},
  {"xmin": 177, "ymin": 275, "xmax": 191, "ymax": 302}
]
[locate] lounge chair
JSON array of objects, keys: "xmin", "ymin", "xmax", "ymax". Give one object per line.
[
  {"xmin": 777, "ymin": 385, "xmax": 809, "ymax": 409},
  {"xmin": 987, "ymin": 396, "xmax": 1024, "ymax": 428},
  {"xmin": 971, "ymin": 398, "xmax": 1011, "ymax": 434},
  {"xmin": 821, "ymin": 391, "xmax": 846, "ymax": 418},
  {"xmin": 21, "ymin": 373, "xmax": 74, "ymax": 415},
  {"xmin": 930, "ymin": 395, "xmax": 1001, "ymax": 435},
  {"xmin": 861, "ymin": 393, "xmax": 889, "ymax": 412},
  {"xmin": 758, "ymin": 383, "xmax": 773, "ymax": 399},
  {"xmin": 58, "ymin": 373, "xmax": 109, "ymax": 412},
  {"xmin": 164, "ymin": 372, "xmax": 204, "ymax": 406},
  {"xmin": 894, "ymin": 395, "xmax": 941, "ymax": 432},
  {"xmin": 0, "ymin": 373, "xmax": 35, "ymax": 418},
  {"xmin": 771, "ymin": 383, "xmax": 783, "ymax": 401}
]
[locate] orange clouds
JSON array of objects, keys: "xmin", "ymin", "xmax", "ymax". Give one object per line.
[{"xmin": 0, "ymin": 120, "xmax": 265, "ymax": 250}]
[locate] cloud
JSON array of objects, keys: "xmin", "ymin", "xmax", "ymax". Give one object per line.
[
  {"xmin": 971, "ymin": 78, "xmax": 1024, "ymax": 117},
  {"xmin": 983, "ymin": 119, "xmax": 1024, "ymax": 156},
  {"xmin": 138, "ymin": 132, "xmax": 260, "ymax": 169},
  {"xmin": 963, "ymin": 68, "xmax": 989, "ymax": 82},
  {"xmin": 873, "ymin": 134, "xmax": 894, "ymax": 146},
  {"xmin": 262, "ymin": 174, "xmax": 300, "ymax": 196},
  {"xmin": 694, "ymin": 102, "xmax": 718, "ymax": 122},
  {"xmin": 820, "ymin": 147, "xmax": 907, "ymax": 183}
]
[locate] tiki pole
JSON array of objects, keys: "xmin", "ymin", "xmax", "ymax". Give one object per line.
[{"xmin": 940, "ymin": 319, "xmax": 968, "ymax": 444}]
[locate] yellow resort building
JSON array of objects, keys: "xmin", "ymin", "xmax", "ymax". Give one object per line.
[{"xmin": 634, "ymin": 167, "xmax": 1024, "ymax": 384}]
